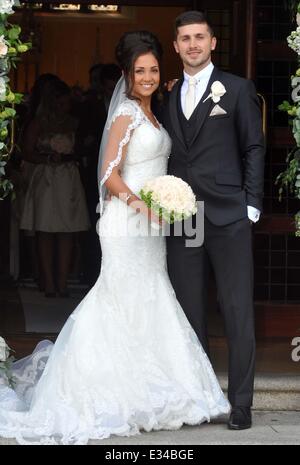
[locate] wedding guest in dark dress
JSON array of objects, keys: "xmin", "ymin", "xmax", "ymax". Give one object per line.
[{"xmin": 21, "ymin": 80, "xmax": 90, "ymax": 297}]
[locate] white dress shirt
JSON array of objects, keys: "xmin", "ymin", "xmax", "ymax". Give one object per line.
[
  {"xmin": 181, "ymin": 62, "xmax": 214, "ymax": 113},
  {"xmin": 180, "ymin": 62, "xmax": 261, "ymax": 223},
  {"xmin": 247, "ymin": 206, "xmax": 260, "ymax": 223}
]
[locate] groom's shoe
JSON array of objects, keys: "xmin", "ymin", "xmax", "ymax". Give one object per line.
[{"xmin": 228, "ymin": 407, "xmax": 252, "ymax": 430}]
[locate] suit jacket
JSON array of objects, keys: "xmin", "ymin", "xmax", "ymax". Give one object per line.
[{"xmin": 164, "ymin": 67, "xmax": 265, "ymax": 226}]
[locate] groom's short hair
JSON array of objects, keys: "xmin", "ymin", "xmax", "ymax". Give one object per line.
[{"xmin": 174, "ymin": 10, "xmax": 214, "ymax": 38}]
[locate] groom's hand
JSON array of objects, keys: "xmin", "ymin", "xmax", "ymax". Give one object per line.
[{"xmin": 164, "ymin": 79, "xmax": 179, "ymax": 92}]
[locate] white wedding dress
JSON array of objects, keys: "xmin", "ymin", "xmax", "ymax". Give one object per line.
[{"xmin": 0, "ymin": 99, "xmax": 230, "ymax": 445}]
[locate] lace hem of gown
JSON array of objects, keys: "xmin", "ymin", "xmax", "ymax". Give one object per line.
[{"xmin": 0, "ymin": 273, "xmax": 230, "ymax": 445}]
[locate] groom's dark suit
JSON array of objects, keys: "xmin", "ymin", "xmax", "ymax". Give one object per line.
[{"xmin": 164, "ymin": 66, "xmax": 265, "ymax": 408}]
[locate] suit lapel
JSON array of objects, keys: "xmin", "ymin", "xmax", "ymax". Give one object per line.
[
  {"xmin": 168, "ymin": 77, "xmax": 186, "ymax": 150},
  {"xmin": 189, "ymin": 67, "xmax": 222, "ymax": 148}
]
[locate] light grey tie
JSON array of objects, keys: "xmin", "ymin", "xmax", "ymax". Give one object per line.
[{"xmin": 184, "ymin": 77, "xmax": 196, "ymax": 119}]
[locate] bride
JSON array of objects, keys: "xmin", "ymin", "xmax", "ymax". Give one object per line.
[{"xmin": 0, "ymin": 31, "xmax": 230, "ymax": 445}]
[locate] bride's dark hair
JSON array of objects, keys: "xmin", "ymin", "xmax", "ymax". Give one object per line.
[{"xmin": 115, "ymin": 30, "xmax": 163, "ymax": 100}]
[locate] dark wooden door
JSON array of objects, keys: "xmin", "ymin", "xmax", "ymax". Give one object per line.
[{"xmin": 193, "ymin": 0, "xmax": 250, "ymax": 77}]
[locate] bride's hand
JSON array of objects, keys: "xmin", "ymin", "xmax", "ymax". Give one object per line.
[
  {"xmin": 134, "ymin": 200, "xmax": 153, "ymax": 220},
  {"xmin": 147, "ymin": 209, "xmax": 166, "ymax": 229},
  {"xmin": 133, "ymin": 200, "xmax": 164, "ymax": 228}
]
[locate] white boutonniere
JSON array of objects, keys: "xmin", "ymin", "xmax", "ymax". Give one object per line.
[{"xmin": 203, "ymin": 81, "xmax": 226, "ymax": 103}]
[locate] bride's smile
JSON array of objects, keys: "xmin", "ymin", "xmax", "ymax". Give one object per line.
[{"xmin": 132, "ymin": 52, "xmax": 160, "ymax": 100}]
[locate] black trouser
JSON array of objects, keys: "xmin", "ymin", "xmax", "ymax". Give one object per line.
[{"xmin": 167, "ymin": 216, "xmax": 255, "ymax": 407}]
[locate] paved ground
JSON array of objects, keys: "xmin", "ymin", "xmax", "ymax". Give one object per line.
[{"xmin": 1, "ymin": 411, "xmax": 299, "ymax": 445}]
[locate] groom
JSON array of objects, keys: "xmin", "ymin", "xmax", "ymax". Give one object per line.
[{"xmin": 164, "ymin": 11, "xmax": 265, "ymax": 430}]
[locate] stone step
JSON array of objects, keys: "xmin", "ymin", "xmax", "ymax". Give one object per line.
[{"xmin": 217, "ymin": 373, "xmax": 300, "ymax": 411}]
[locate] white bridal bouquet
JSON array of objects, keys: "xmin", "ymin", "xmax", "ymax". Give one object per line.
[
  {"xmin": 0, "ymin": 336, "xmax": 15, "ymax": 387},
  {"xmin": 139, "ymin": 175, "xmax": 197, "ymax": 224}
]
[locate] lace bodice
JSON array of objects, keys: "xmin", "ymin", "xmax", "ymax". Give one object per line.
[{"xmin": 100, "ymin": 99, "xmax": 172, "ymax": 197}]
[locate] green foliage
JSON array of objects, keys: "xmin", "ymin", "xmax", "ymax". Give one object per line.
[
  {"xmin": 276, "ymin": 149, "xmax": 300, "ymax": 200},
  {"xmin": 140, "ymin": 189, "xmax": 178, "ymax": 224},
  {"xmin": 0, "ymin": 10, "xmax": 31, "ymax": 200},
  {"xmin": 277, "ymin": 2, "xmax": 300, "ymax": 235}
]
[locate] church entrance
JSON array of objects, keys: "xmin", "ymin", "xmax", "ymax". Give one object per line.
[{"xmin": 0, "ymin": 1, "xmax": 299, "ymax": 376}]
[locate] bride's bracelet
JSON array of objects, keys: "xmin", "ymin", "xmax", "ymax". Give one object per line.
[{"xmin": 125, "ymin": 193, "xmax": 135, "ymax": 205}]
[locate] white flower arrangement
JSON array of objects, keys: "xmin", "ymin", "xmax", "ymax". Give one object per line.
[
  {"xmin": 287, "ymin": 8, "xmax": 300, "ymax": 52},
  {"xmin": 277, "ymin": 1, "xmax": 300, "ymax": 236},
  {"xmin": 0, "ymin": 0, "xmax": 31, "ymax": 199},
  {"xmin": 0, "ymin": 0, "xmax": 15, "ymax": 15},
  {"xmin": 0, "ymin": 76, "xmax": 6, "ymax": 100},
  {"xmin": 203, "ymin": 81, "xmax": 226, "ymax": 103},
  {"xmin": 287, "ymin": 27, "xmax": 300, "ymax": 53},
  {"xmin": 0, "ymin": 35, "xmax": 8, "ymax": 56},
  {"xmin": 140, "ymin": 175, "xmax": 197, "ymax": 224},
  {"xmin": 0, "ymin": 336, "xmax": 15, "ymax": 387}
]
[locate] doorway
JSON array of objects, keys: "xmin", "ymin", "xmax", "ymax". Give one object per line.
[{"xmin": 1, "ymin": 0, "xmax": 254, "ymax": 359}]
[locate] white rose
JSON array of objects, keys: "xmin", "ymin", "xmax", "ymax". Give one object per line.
[
  {"xmin": 292, "ymin": 76, "xmax": 300, "ymax": 87},
  {"xmin": 141, "ymin": 175, "xmax": 197, "ymax": 223},
  {"xmin": 0, "ymin": 36, "xmax": 8, "ymax": 57},
  {"xmin": 210, "ymin": 81, "xmax": 226, "ymax": 103},
  {"xmin": 0, "ymin": 0, "xmax": 15, "ymax": 15},
  {"xmin": 0, "ymin": 336, "xmax": 9, "ymax": 362},
  {"xmin": 0, "ymin": 77, "xmax": 6, "ymax": 101},
  {"xmin": 292, "ymin": 88, "xmax": 300, "ymax": 103}
]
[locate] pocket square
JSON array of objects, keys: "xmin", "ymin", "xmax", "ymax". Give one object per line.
[{"xmin": 209, "ymin": 104, "xmax": 227, "ymax": 117}]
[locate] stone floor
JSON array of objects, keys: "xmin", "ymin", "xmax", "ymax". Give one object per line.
[{"xmin": 1, "ymin": 411, "xmax": 299, "ymax": 445}]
